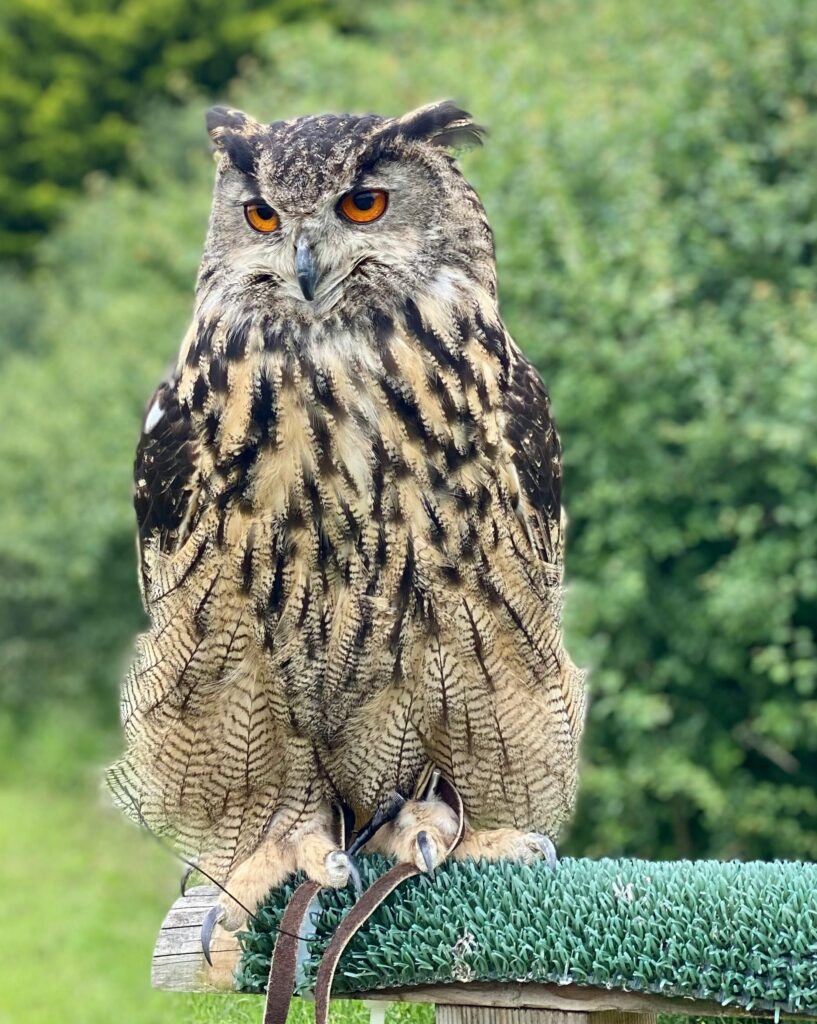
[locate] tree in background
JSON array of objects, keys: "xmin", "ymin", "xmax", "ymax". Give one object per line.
[
  {"xmin": 547, "ymin": 18, "xmax": 817, "ymax": 860},
  {"xmin": 0, "ymin": 0, "xmax": 350, "ymax": 261}
]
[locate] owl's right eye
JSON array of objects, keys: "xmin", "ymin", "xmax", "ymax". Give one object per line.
[{"xmin": 244, "ymin": 202, "xmax": 280, "ymax": 233}]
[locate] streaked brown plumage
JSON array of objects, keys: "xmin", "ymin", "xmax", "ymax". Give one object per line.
[{"xmin": 108, "ymin": 101, "xmax": 585, "ymax": 935}]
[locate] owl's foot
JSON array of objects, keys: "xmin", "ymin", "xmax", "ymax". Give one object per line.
[
  {"xmin": 201, "ymin": 810, "xmax": 356, "ymax": 965},
  {"xmin": 453, "ymin": 826, "xmax": 558, "ymax": 870},
  {"xmin": 366, "ymin": 797, "xmax": 460, "ymax": 877},
  {"xmin": 297, "ymin": 830, "xmax": 361, "ymax": 893}
]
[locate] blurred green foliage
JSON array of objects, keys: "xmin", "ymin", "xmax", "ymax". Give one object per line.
[
  {"xmin": 2, "ymin": 0, "xmax": 817, "ymax": 876},
  {"xmin": 0, "ymin": 0, "xmax": 351, "ymax": 261}
]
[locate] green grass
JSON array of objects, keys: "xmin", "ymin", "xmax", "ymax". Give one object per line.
[{"xmin": 0, "ymin": 770, "xmax": 192, "ymax": 1023}]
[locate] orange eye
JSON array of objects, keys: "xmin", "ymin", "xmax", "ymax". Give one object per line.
[
  {"xmin": 338, "ymin": 189, "xmax": 388, "ymax": 224},
  {"xmin": 244, "ymin": 202, "xmax": 280, "ymax": 233}
]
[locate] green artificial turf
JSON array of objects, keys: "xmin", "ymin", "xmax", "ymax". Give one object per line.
[{"xmin": 238, "ymin": 856, "xmax": 817, "ymax": 1017}]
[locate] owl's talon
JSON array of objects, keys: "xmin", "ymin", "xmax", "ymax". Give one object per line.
[
  {"xmin": 529, "ymin": 833, "xmax": 558, "ymax": 871},
  {"xmin": 180, "ymin": 864, "xmax": 194, "ymax": 897},
  {"xmin": 201, "ymin": 905, "xmax": 226, "ymax": 966},
  {"xmin": 348, "ymin": 855, "xmax": 363, "ymax": 896},
  {"xmin": 416, "ymin": 830, "xmax": 437, "ymax": 878},
  {"xmin": 349, "ymin": 791, "xmax": 406, "ymax": 856}
]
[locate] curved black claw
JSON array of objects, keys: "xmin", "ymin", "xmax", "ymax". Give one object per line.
[
  {"xmin": 535, "ymin": 834, "xmax": 558, "ymax": 873},
  {"xmin": 347, "ymin": 855, "xmax": 363, "ymax": 897},
  {"xmin": 180, "ymin": 865, "xmax": 194, "ymax": 897},
  {"xmin": 416, "ymin": 830, "xmax": 436, "ymax": 879},
  {"xmin": 348, "ymin": 791, "xmax": 406, "ymax": 856},
  {"xmin": 201, "ymin": 905, "xmax": 226, "ymax": 966}
]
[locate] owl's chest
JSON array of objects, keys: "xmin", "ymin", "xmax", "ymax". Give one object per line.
[
  {"xmin": 174, "ymin": 318, "xmax": 519, "ymax": 738},
  {"xmin": 198, "ymin": 339, "xmax": 503, "ymax": 561},
  {"xmin": 183, "ymin": 330, "xmax": 517, "ymax": 712}
]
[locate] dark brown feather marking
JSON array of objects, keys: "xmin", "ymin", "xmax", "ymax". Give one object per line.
[
  {"xmin": 504, "ymin": 353, "xmax": 562, "ymax": 530},
  {"xmin": 134, "ymin": 381, "xmax": 199, "ymax": 593}
]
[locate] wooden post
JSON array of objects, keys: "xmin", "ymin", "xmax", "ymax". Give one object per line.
[
  {"xmin": 363, "ymin": 1001, "xmax": 391, "ymax": 1024},
  {"xmin": 436, "ymin": 1009, "xmax": 655, "ymax": 1024},
  {"xmin": 152, "ymin": 885, "xmax": 240, "ymax": 992}
]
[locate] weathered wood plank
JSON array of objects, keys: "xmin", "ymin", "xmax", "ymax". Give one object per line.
[
  {"xmin": 362, "ymin": 983, "xmax": 817, "ymax": 1024},
  {"xmin": 359, "ymin": 983, "xmax": 814, "ymax": 1019},
  {"xmin": 437, "ymin": 1006, "xmax": 656, "ymax": 1024},
  {"xmin": 151, "ymin": 888, "xmax": 817, "ymax": 1019},
  {"xmin": 152, "ymin": 885, "xmax": 240, "ymax": 993}
]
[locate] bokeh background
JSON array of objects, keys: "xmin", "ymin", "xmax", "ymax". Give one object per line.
[{"xmin": 2, "ymin": 1, "xmax": 816, "ymax": 1022}]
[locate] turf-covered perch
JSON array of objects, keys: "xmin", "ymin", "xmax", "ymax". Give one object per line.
[
  {"xmin": 152, "ymin": 856, "xmax": 817, "ymax": 1020},
  {"xmin": 240, "ymin": 856, "xmax": 817, "ymax": 1014}
]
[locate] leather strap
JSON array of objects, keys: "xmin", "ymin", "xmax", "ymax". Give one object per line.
[
  {"xmin": 313, "ymin": 771, "xmax": 465, "ymax": 1024},
  {"xmin": 263, "ymin": 879, "xmax": 322, "ymax": 1024},
  {"xmin": 266, "ymin": 772, "xmax": 465, "ymax": 1024},
  {"xmin": 436, "ymin": 774, "xmax": 465, "ymax": 851},
  {"xmin": 263, "ymin": 802, "xmax": 351, "ymax": 1022},
  {"xmin": 314, "ymin": 862, "xmax": 420, "ymax": 1024}
]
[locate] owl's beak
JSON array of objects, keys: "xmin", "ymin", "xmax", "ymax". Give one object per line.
[{"xmin": 295, "ymin": 237, "xmax": 319, "ymax": 301}]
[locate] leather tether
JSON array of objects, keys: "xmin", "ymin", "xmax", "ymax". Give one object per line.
[
  {"xmin": 313, "ymin": 770, "xmax": 465, "ymax": 1024},
  {"xmin": 262, "ymin": 879, "xmax": 322, "ymax": 1024},
  {"xmin": 262, "ymin": 772, "xmax": 464, "ymax": 1024},
  {"xmin": 263, "ymin": 803, "xmax": 351, "ymax": 1024}
]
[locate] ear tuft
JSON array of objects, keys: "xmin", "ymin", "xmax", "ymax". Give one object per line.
[
  {"xmin": 206, "ymin": 106, "xmax": 262, "ymax": 174},
  {"xmin": 206, "ymin": 106, "xmax": 250, "ymax": 141},
  {"xmin": 397, "ymin": 101, "xmax": 485, "ymax": 151}
]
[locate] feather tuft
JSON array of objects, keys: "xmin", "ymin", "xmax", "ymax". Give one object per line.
[
  {"xmin": 205, "ymin": 106, "xmax": 263, "ymax": 175},
  {"xmin": 396, "ymin": 100, "xmax": 485, "ymax": 151}
]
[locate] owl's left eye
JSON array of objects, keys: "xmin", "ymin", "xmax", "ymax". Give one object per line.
[
  {"xmin": 338, "ymin": 189, "xmax": 388, "ymax": 224},
  {"xmin": 244, "ymin": 202, "xmax": 280, "ymax": 233}
]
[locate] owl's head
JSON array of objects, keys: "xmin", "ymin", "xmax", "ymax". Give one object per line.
[{"xmin": 199, "ymin": 102, "xmax": 493, "ymax": 323}]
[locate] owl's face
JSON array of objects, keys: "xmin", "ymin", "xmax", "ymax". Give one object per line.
[{"xmin": 199, "ymin": 103, "xmax": 495, "ymax": 324}]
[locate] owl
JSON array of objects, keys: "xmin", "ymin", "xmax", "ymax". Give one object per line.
[{"xmin": 107, "ymin": 101, "xmax": 585, "ymax": 956}]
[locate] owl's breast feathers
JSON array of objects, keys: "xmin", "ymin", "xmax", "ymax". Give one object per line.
[{"xmin": 116, "ymin": 293, "xmax": 583, "ymax": 859}]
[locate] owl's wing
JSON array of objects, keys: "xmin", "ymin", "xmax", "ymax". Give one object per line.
[
  {"xmin": 416, "ymin": 345, "xmax": 581, "ymax": 834},
  {"xmin": 113, "ymin": 374, "xmax": 277, "ymax": 878},
  {"xmin": 133, "ymin": 374, "xmax": 201, "ymax": 606},
  {"xmin": 502, "ymin": 351, "xmax": 563, "ymax": 565}
]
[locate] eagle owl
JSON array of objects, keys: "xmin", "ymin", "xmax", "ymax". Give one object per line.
[{"xmin": 108, "ymin": 101, "xmax": 585, "ymax": 940}]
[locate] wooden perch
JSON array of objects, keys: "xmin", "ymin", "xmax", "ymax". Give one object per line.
[{"xmin": 153, "ymin": 885, "xmax": 817, "ymax": 1023}]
